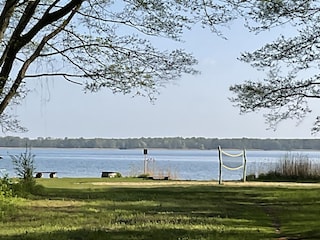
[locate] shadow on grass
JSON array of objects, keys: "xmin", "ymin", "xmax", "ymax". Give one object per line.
[
  {"xmin": 33, "ymin": 185, "xmax": 271, "ymax": 221},
  {"xmin": 2, "ymin": 228, "xmax": 320, "ymax": 240},
  {"xmin": 0, "ymin": 225, "xmax": 274, "ymax": 240},
  {"xmin": 2, "ymin": 184, "xmax": 320, "ymax": 240},
  {"xmin": 38, "ymin": 184, "xmax": 265, "ymax": 201}
]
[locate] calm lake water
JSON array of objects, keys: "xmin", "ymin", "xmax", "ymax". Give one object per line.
[{"xmin": 1, "ymin": 148, "xmax": 320, "ymax": 180}]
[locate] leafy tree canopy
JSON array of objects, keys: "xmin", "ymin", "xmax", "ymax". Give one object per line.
[
  {"xmin": 0, "ymin": 0, "xmax": 235, "ymax": 132},
  {"xmin": 228, "ymin": 0, "xmax": 320, "ymax": 134},
  {"xmin": 4, "ymin": 0, "xmax": 317, "ymax": 136}
]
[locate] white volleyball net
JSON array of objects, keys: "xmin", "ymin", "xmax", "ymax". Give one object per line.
[{"xmin": 218, "ymin": 146, "xmax": 247, "ymax": 184}]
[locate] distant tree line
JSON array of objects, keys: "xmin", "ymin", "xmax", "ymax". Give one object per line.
[{"xmin": 0, "ymin": 136, "xmax": 320, "ymax": 150}]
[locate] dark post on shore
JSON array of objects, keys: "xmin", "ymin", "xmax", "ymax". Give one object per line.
[{"xmin": 143, "ymin": 149, "xmax": 148, "ymax": 174}]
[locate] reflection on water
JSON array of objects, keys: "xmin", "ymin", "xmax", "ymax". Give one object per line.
[{"xmin": 0, "ymin": 148, "xmax": 319, "ymax": 180}]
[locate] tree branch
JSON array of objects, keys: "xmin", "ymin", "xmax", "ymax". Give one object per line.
[
  {"xmin": 25, "ymin": 73, "xmax": 84, "ymax": 85},
  {"xmin": 0, "ymin": 2, "xmax": 81, "ymax": 115},
  {"xmin": 0, "ymin": 0, "xmax": 19, "ymax": 43}
]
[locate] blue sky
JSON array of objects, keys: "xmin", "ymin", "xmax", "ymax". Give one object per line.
[{"xmin": 13, "ymin": 21, "xmax": 318, "ymax": 139}]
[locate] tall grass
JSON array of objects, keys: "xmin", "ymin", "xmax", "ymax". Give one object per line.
[{"xmin": 258, "ymin": 153, "xmax": 320, "ymax": 181}]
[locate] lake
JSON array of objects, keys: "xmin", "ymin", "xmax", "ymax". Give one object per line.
[{"xmin": 1, "ymin": 148, "xmax": 320, "ymax": 180}]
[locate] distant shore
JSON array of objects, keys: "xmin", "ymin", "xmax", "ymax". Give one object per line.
[{"xmin": 1, "ymin": 136, "xmax": 320, "ymax": 150}]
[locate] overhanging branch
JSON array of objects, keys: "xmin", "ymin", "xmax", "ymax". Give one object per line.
[{"xmin": 25, "ymin": 73, "xmax": 84, "ymax": 85}]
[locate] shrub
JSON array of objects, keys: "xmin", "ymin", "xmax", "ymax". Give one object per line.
[
  {"xmin": 0, "ymin": 174, "xmax": 15, "ymax": 220},
  {"xmin": 0, "ymin": 174, "xmax": 14, "ymax": 198},
  {"xmin": 115, "ymin": 172, "xmax": 122, "ymax": 178},
  {"xmin": 11, "ymin": 147, "xmax": 35, "ymax": 180},
  {"xmin": 10, "ymin": 147, "xmax": 37, "ymax": 195}
]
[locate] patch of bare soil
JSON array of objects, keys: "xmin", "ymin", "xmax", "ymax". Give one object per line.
[
  {"xmin": 222, "ymin": 181, "xmax": 320, "ymax": 187},
  {"xmin": 91, "ymin": 180, "xmax": 215, "ymax": 187},
  {"xmin": 91, "ymin": 180, "xmax": 320, "ymax": 187}
]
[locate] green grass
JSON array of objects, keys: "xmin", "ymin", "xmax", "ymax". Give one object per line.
[{"xmin": 1, "ymin": 178, "xmax": 320, "ymax": 239}]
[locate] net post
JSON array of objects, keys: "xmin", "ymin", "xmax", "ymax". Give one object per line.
[
  {"xmin": 218, "ymin": 146, "xmax": 222, "ymax": 185},
  {"xmin": 242, "ymin": 149, "xmax": 247, "ymax": 182}
]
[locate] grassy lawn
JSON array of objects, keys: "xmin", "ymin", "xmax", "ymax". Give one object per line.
[{"xmin": 0, "ymin": 178, "xmax": 320, "ymax": 240}]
